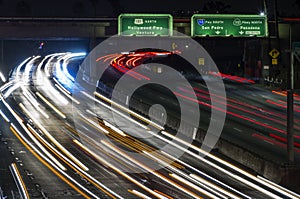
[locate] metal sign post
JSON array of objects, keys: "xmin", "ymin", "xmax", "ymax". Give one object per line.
[{"xmin": 287, "ymin": 24, "xmax": 295, "ymax": 165}]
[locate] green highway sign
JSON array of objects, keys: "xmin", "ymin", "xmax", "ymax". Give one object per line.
[
  {"xmin": 118, "ymin": 14, "xmax": 173, "ymax": 36},
  {"xmin": 191, "ymin": 14, "xmax": 268, "ymax": 37}
]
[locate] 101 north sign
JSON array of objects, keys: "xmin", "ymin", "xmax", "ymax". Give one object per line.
[
  {"xmin": 191, "ymin": 14, "xmax": 268, "ymax": 37},
  {"xmin": 118, "ymin": 14, "xmax": 173, "ymax": 36}
]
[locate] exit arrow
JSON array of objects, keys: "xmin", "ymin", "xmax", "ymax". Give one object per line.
[
  {"xmin": 215, "ymin": 31, "xmax": 221, "ymax": 35},
  {"xmin": 239, "ymin": 31, "xmax": 244, "ymax": 35}
]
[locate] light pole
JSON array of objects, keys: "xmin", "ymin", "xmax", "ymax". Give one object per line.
[
  {"xmin": 264, "ymin": 0, "xmax": 295, "ymax": 164},
  {"xmin": 287, "ymin": 23, "xmax": 295, "ymax": 165}
]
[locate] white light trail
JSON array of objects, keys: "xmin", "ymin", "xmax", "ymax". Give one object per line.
[
  {"xmin": 0, "ymin": 72, "xmax": 6, "ymax": 82},
  {"xmin": 22, "ymin": 86, "xmax": 49, "ymax": 119},
  {"xmin": 81, "ymin": 91, "xmax": 149, "ymax": 130},
  {"xmin": 143, "ymin": 151, "xmax": 228, "ymax": 199},
  {"xmin": 79, "ymin": 113, "xmax": 109, "ymax": 134},
  {"xmin": 161, "ymin": 131, "xmax": 296, "ymax": 199},
  {"xmin": 161, "ymin": 151, "xmax": 250, "ymax": 199},
  {"xmin": 9, "ymin": 163, "xmax": 30, "ymax": 199},
  {"xmin": 54, "ymin": 83, "xmax": 80, "ymax": 104},
  {"xmin": 94, "ymin": 91, "xmax": 164, "ymax": 130},
  {"xmin": 19, "ymin": 103, "xmax": 89, "ymax": 172},
  {"xmin": 73, "ymin": 139, "xmax": 166, "ymax": 199},
  {"xmin": 10, "ymin": 124, "xmax": 99, "ymax": 199},
  {"xmin": 3, "ymin": 81, "xmax": 22, "ymax": 98},
  {"xmin": 23, "ymin": 56, "xmax": 40, "ymax": 82},
  {"xmin": 36, "ymin": 92, "xmax": 66, "ymax": 119},
  {"xmin": 0, "ymin": 109, "xmax": 10, "ymax": 122},
  {"xmin": 150, "ymin": 131, "xmax": 283, "ymax": 199},
  {"xmin": 103, "ymin": 120, "xmax": 127, "ymax": 137},
  {"xmin": 129, "ymin": 190, "xmax": 152, "ymax": 199},
  {"xmin": 101, "ymin": 140, "xmax": 202, "ymax": 199},
  {"xmin": 15, "ymin": 57, "xmax": 32, "ymax": 81},
  {"xmin": 170, "ymin": 173, "xmax": 219, "ymax": 199}
]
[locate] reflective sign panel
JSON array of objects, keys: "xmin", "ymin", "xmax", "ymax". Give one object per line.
[
  {"xmin": 118, "ymin": 14, "xmax": 173, "ymax": 36},
  {"xmin": 191, "ymin": 14, "xmax": 268, "ymax": 37}
]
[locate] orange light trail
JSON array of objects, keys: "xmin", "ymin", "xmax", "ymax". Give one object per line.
[{"xmin": 96, "ymin": 53, "xmax": 119, "ymax": 62}]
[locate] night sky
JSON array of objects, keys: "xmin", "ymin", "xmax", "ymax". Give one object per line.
[{"xmin": 0, "ymin": 0, "xmax": 298, "ymax": 17}]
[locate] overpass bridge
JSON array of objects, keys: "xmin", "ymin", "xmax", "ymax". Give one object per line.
[
  {"xmin": 0, "ymin": 17, "xmax": 116, "ymax": 50},
  {"xmin": 0, "ymin": 16, "xmax": 298, "ymax": 89},
  {"xmin": 0, "ymin": 17, "xmax": 189, "ymax": 47}
]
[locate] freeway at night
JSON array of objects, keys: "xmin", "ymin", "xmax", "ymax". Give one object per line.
[
  {"xmin": 0, "ymin": 50, "xmax": 299, "ymax": 199},
  {"xmin": 0, "ymin": 0, "xmax": 300, "ymax": 197}
]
